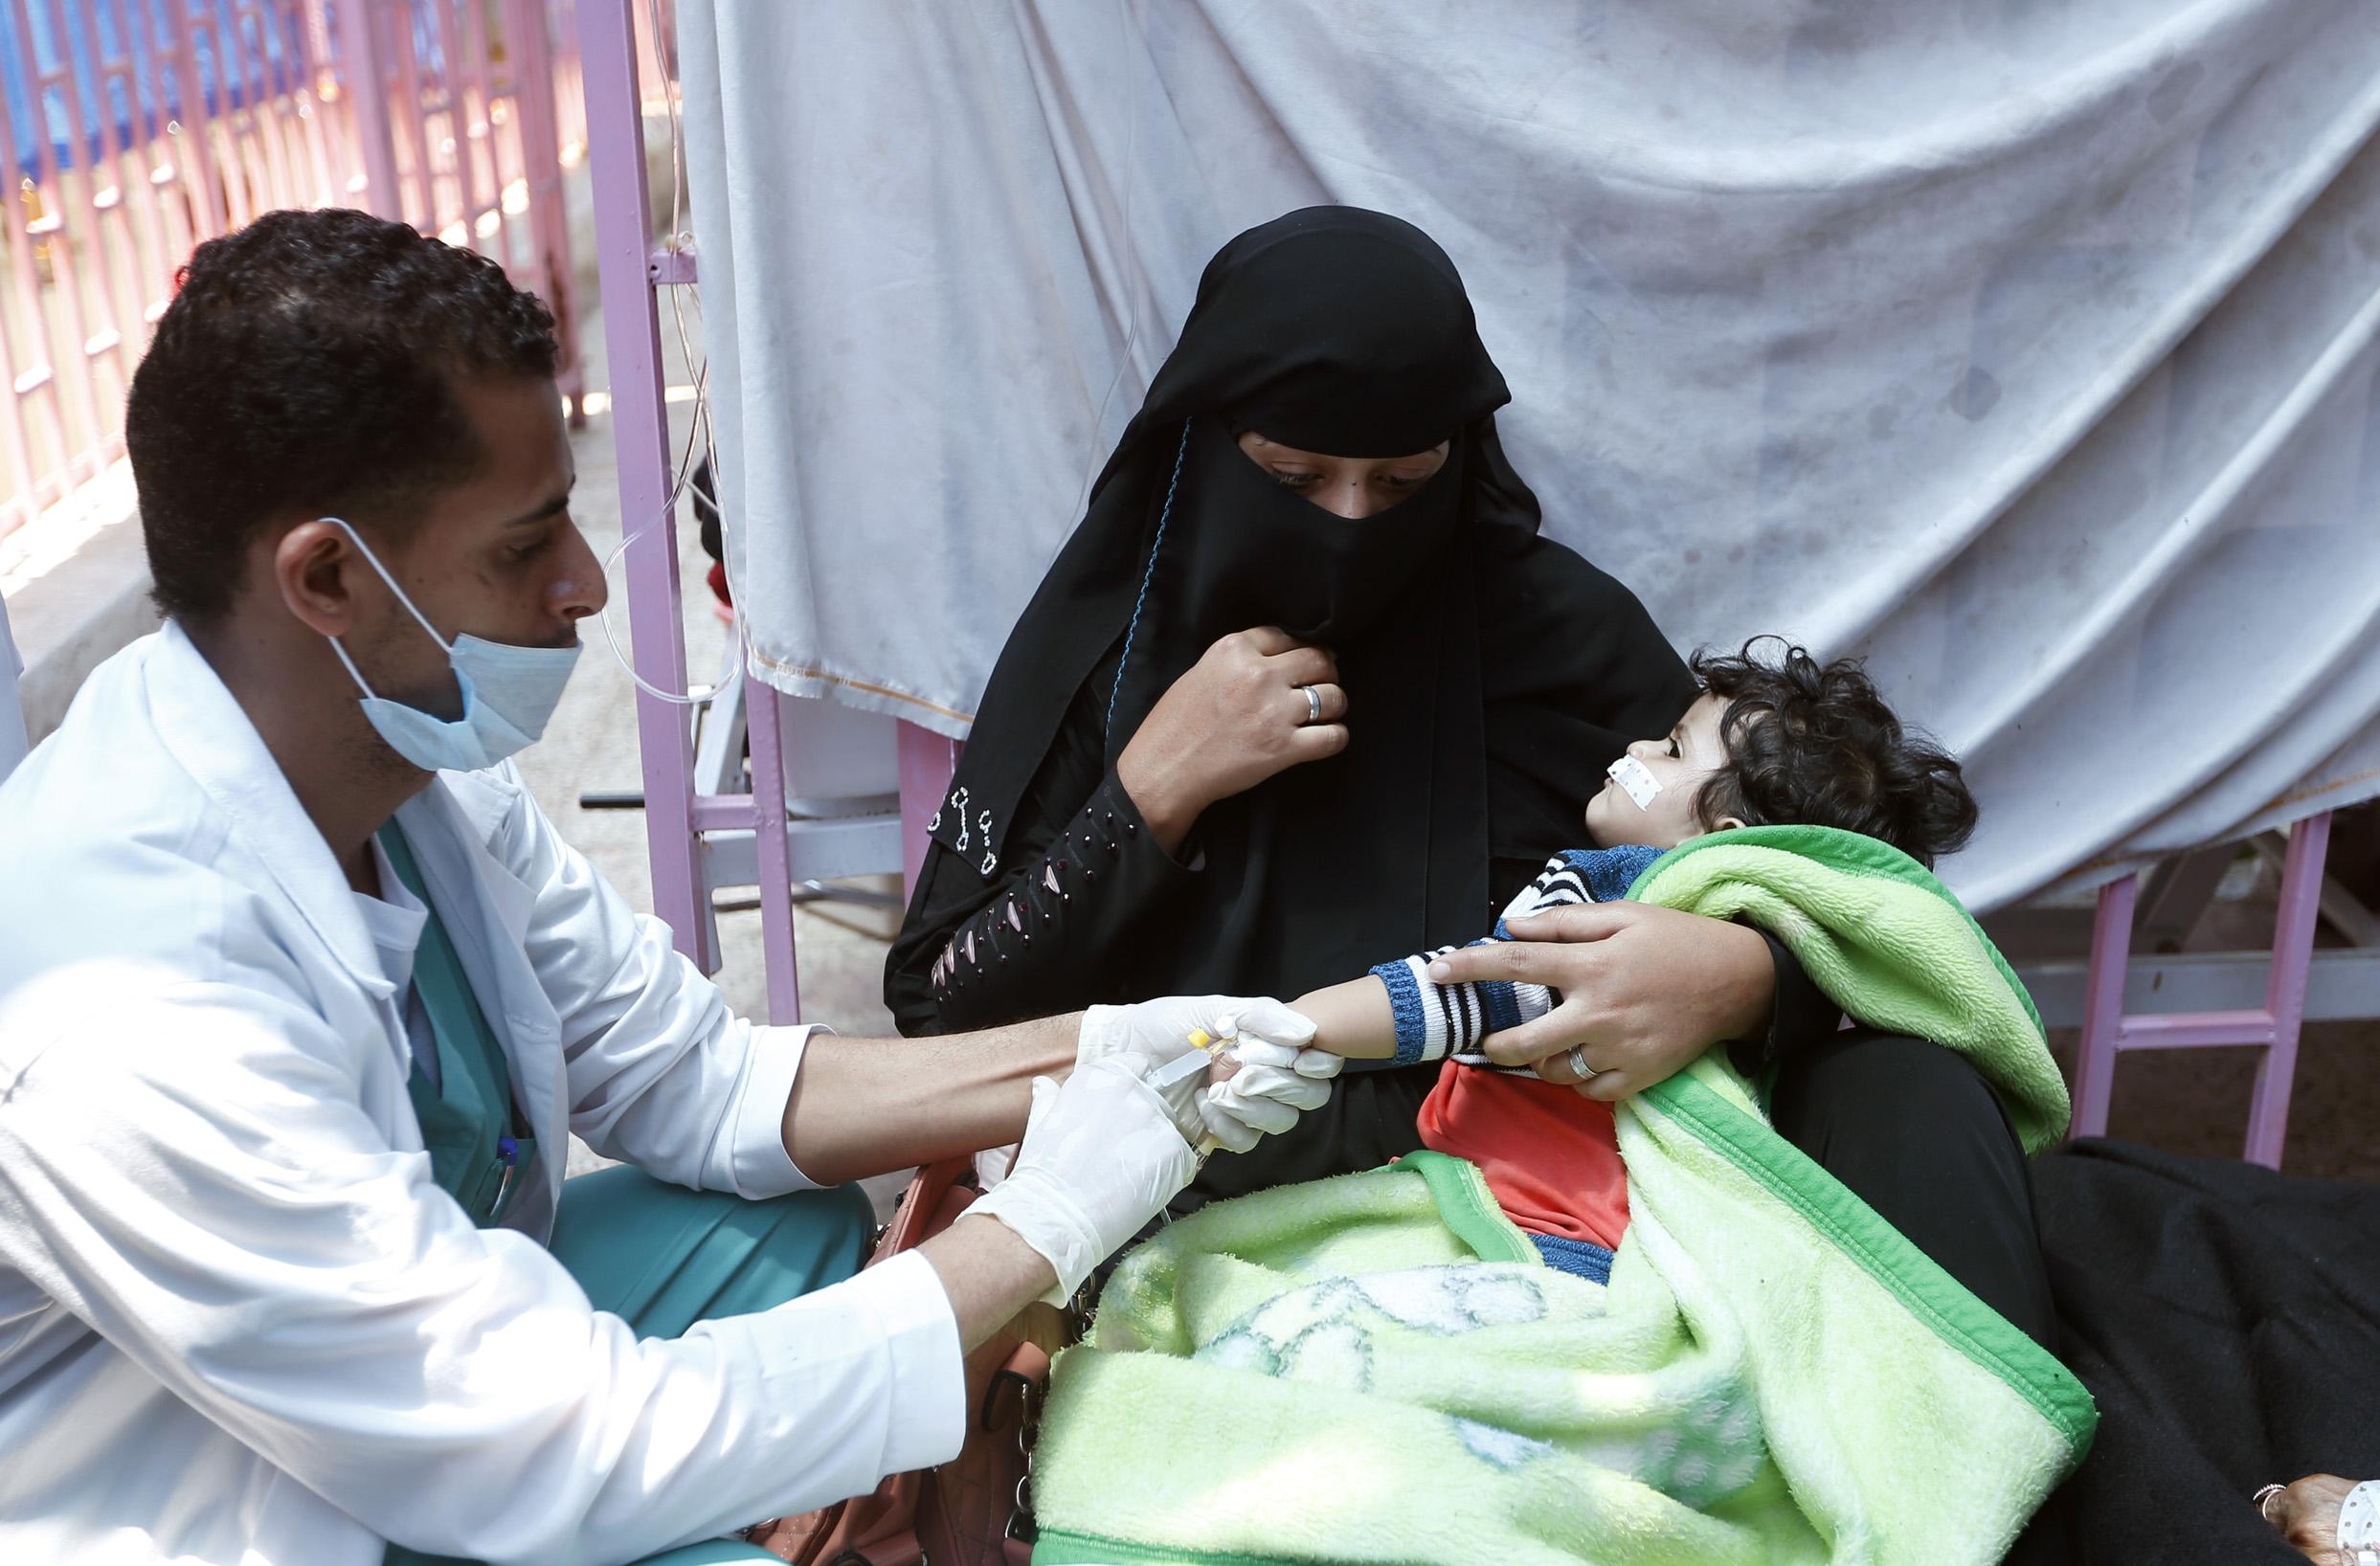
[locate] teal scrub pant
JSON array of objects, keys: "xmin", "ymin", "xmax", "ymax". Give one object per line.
[{"xmin": 387, "ymin": 1167, "xmax": 876, "ymax": 1566}]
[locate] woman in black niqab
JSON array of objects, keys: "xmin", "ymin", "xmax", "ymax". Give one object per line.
[
  {"xmin": 886, "ymin": 207, "xmax": 1698, "ymax": 1199},
  {"xmin": 886, "ymin": 215, "xmax": 2063, "ymax": 1538}
]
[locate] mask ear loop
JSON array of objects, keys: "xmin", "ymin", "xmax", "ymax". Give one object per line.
[
  {"xmin": 319, "ymin": 515, "xmax": 457, "ymax": 655},
  {"xmin": 1104, "ymin": 417, "xmax": 1194, "ymax": 738}
]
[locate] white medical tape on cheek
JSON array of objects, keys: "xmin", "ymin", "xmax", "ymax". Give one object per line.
[{"xmin": 1608, "ymin": 753, "xmax": 1664, "ymax": 810}]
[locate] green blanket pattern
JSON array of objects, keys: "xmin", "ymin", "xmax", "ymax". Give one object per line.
[{"xmin": 1031, "ymin": 827, "xmax": 2094, "ymax": 1565}]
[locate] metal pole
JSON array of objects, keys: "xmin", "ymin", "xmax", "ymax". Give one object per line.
[
  {"xmin": 577, "ymin": 0, "xmax": 711, "ymax": 970},
  {"xmin": 335, "ymin": 0, "xmax": 402, "ymax": 219},
  {"xmin": 2070, "ymin": 872, "xmax": 2137, "ymax": 1141},
  {"xmin": 898, "ymin": 720, "xmax": 960, "ymax": 901},
  {"xmin": 2244, "ymin": 811, "xmax": 2332, "ymax": 1169},
  {"xmin": 744, "ymin": 682, "xmax": 801, "ymax": 1022}
]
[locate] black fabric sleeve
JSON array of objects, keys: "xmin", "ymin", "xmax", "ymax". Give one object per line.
[
  {"xmin": 884, "ymin": 686, "xmax": 1202, "ymax": 1038},
  {"xmin": 1725, "ymin": 925, "xmax": 1842, "ymax": 1077}
]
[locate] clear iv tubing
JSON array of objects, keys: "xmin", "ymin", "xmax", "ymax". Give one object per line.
[
  {"xmin": 592, "ymin": 266, "xmax": 722, "ymax": 710},
  {"xmin": 595, "ymin": 520, "xmax": 728, "ymax": 707},
  {"xmin": 593, "ymin": 352, "xmax": 726, "ymax": 708}
]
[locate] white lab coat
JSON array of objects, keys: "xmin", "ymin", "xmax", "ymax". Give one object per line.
[{"xmin": 0, "ymin": 624, "xmax": 964, "ymax": 1566}]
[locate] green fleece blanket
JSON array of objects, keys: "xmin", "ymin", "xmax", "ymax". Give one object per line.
[{"xmin": 1030, "ymin": 826, "xmax": 2094, "ymax": 1566}]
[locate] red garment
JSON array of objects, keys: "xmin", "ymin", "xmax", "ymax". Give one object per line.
[{"xmin": 1416, "ymin": 1060, "xmax": 1630, "ymax": 1251}]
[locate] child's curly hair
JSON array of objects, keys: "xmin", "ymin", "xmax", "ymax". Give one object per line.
[{"xmin": 1689, "ymin": 637, "xmax": 1979, "ymax": 868}]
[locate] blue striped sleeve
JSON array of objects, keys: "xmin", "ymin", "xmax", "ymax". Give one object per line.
[
  {"xmin": 1479, "ymin": 979, "xmax": 1526, "ymax": 1035},
  {"xmin": 1371, "ymin": 955, "xmax": 1433, "ymax": 1065}
]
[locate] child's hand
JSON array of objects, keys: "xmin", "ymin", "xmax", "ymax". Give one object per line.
[
  {"xmin": 1201, "ymin": 1033, "xmax": 1340, "ymax": 1148},
  {"xmin": 1081, "ymin": 996, "xmax": 1321, "ymax": 1151}
]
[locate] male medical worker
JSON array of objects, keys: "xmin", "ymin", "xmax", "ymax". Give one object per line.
[{"xmin": 0, "ymin": 209, "xmax": 1335, "ymax": 1566}]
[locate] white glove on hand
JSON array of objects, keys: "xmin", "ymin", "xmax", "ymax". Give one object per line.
[
  {"xmin": 1077, "ymin": 995, "xmax": 1329, "ymax": 1153},
  {"xmin": 1207, "ymin": 1035, "xmax": 1343, "ymax": 1140},
  {"xmin": 968, "ymin": 1056, "xmax": 1197, "ymax": 1303}
]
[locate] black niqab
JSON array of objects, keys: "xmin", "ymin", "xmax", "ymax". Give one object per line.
[{"xmin": 929, "ymin": 207, "xmax": 1691, "ymax": 1196}]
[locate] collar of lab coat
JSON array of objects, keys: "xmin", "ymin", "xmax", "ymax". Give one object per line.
[
  {"xmin": 148, "ymin": 621, "xmax": 396, "ymax": 997},
  {"xmin": 145, "ymin": 624, "xmax": 533, "ymax": 987},
  {"xmin": 146, "ymin": 624, "xmax": 563, "ymax": 1180}
]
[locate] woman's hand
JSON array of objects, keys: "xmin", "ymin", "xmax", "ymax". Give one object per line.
[
  {"xmin": 1117, "ymin": 626, "xmax": 1348, "ymax": 853},
  {"xmin": 1424, "ymin": 904, "xmax": 1775, "ymax": 1099},
  {"xmin": 2262, "ymin": 1475, "xmax": 2358, "ymax": 1564}
]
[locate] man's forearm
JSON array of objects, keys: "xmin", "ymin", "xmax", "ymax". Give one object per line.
[
  {"xmin": 780, "ymin": 1012, "xmax": 1081, "ymax": 1186},
  {"xmin": 917, "ymin": 1216, "xmax": 1063, "ymax": 1352}
]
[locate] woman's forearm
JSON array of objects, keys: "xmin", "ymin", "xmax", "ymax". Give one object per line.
[
  {"xmin": 899, "ymin": 773, "xmax": 1202, "ymax": 1035},
  {"xmin": 1425, "ymin": 903, "xmax": 1783, "ymax": 1095},
  {"xmin": 1114, "ymin": 747, "xmax": 1202, "ymax": 857}
]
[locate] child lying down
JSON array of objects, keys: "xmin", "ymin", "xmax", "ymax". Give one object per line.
[
  {"xmin": 1286, "ymin": 636, "xmax": 1982, "ymax": 1282},
  {"xmin": 1023, "ymin": 638, "xmax": 2092, "ymax": 1566}
]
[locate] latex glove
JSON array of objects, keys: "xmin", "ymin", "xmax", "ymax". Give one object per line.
[
  {"xmin": 972, "ymin": 1142, "xmax": 1020, "ymax": 1191},
  {"xmin": 1078, "ymin": 995, "xmax": 1322, "ymax": 1151},
  {"xmin": 968, "ymin": 1056, "xmax": 1197, "ymax": 1303},
  {"xmin": 1077, "ymin": 994, "xmax": 1319, "ymax": 1071},
  {"xmin": 1203, "ymin": 1035, "xmax": 1341, "ymax": 1142}
]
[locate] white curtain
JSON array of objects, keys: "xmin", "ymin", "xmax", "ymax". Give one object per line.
[{"xmin": 679, "ymin": 0, "xmax": 2380, "ymax": 911}]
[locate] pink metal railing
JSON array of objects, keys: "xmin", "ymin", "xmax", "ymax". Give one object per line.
[{"xmin": 0, "ymin": 0, "xmax": 588, "ymax": 543}]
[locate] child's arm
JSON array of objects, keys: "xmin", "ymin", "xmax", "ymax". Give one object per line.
[
  {"xmin": 1296, "ymin": 855, "xmax": 1595, "ymax": 1067},
  {"xmin": 1293, "ymin": 947, "xmax": 1548, "ymax": 1067},
  {"xmin": 1291, "ymin": 975, "xmax": 1402, "ymax": 1060}
]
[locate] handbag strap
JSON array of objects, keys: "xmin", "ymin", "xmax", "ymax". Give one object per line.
[{"xmin": 871, "ymin": 1157, "xmax": 976, "ymax": 1264}]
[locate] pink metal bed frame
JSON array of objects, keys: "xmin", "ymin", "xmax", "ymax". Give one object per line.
[
  {"xmin": 2072, "ymin": 811, "xmax": 2335, "ymax": 1168},
  {"xmin": 572, "ymin": 0, "xmax": 2350, "ymax": 1167}
]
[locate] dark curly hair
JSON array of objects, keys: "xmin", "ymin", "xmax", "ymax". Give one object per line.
[
  {"xmin": 126, "ymin": 207, "xmax": 558, "ymax": 624},
  {"xmin": 1688, "ymin": 637, "xmax": 1979, "ymax": 868}
]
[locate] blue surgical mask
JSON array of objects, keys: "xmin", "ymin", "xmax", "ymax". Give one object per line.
[{"xmin": 321, "ymin": 517, "xmax": 581, "ymax": 773}]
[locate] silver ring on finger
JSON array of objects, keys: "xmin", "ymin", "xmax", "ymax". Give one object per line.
[
  {"xmin": 1301, "ymin": 684, "xmax": 1323, "ymax": 726},
  {"xmin": 1565, "ymin": 1044, "xmax": 1596, "ymax": 1082},
  {"xmin": 2253, "ymin": 1485, "xmax": 2285, "ymax": 1524}
]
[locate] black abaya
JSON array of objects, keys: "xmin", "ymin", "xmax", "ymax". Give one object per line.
[{"xmin": 884, "ymin": 209, "xmax": 1702, "ymax": 1197}]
